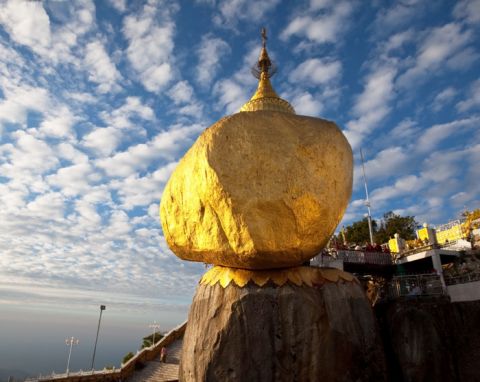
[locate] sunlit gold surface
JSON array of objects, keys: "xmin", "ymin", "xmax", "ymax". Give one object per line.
[
  {"xmin": 200, "ymin": 266, "xmax": 357, "ymax": 288},
  {"xmin": 239, "ymin": 72, "xmax": 295, "ymax": 114},
  {"xmin": 160, "ymin": 111, "xmax": 353, "ymax": 269}
]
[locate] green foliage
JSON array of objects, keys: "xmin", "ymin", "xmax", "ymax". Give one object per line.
[
  {"xmin": 142, "ymin": 339, "xmax": 151, "ymax": 349},
  {"xmin": 341, "ymin": 211, "xmax": 417, "ymax": 245},
  {"xmin": 375, "ymin": 211, "xmax": 417, "ymax": 244},
  {"xmin": 141, "ymin": 333, "xmax": 164, "ymax": 348},
  {"xmin": 122, "ymin": 351, "xmax": 135, "ymax": 364},
  {"xmin": 344, "ymin": 217, "xmax": 377, "ymax": 245}
]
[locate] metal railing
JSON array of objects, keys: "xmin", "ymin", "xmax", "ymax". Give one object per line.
[
  {"xmin": 25, "ymin": 368, "xmax": 118, "ymax": 382},
  {"xmin": 445, "ymin": 271, "xmax": 480, "ymax": 285},
  {"xmin": 314, "ymin": 251, "xmax": 392, "ymax": 266},
  {"xmin": 337, "ymin": 250, "xmax": 392, "ymax": 265},
  {"xmin": 384, "ymin": 274, "xmax": 445, "ymax": 299}
]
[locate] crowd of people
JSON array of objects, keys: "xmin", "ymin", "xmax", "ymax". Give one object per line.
[{"xmin": 329, "ymin": 241, "xmax": 391, "ymax": 254}]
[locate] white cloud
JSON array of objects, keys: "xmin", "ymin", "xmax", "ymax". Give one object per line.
[
  {"xmin": 397, "ymin": 23, "xmax": 473, "ymax": 88},
  {"xmin": 344, "ymin": 65, "xmax": 397, "ymax": 149},
  {"xmin": 356, "ymin": 147, "xmax": 409, "ymax": 185},
  {"xmin": 0, "ymin": 85, "xmax": 50, "ymax": 127},
  {"xmin": 196, "ymin": 34, "xmax": 230, "ymax": 87},
  {"xmin": 416, "ymin": 116, "xmax": 480, "ymax": 153},
  {"xmin": 38, "ymin": 106, "xmax": 77, "ymax": 139},
  {"xmin": 281, "ymin": 1, "xmax": 353, "ymax": 44},
  {"xmin": 168, "ymin": 81, "xmax": 194, "ymax": 105},
  {"xmin": 56, "ymin": 142, "xmax": 89, "ymax": 165},
  {"xmin": 84, "ymin": 41, "xmax": 122, "ymax": 94},
  {"xmin": 107, "ymin": 0, "xmax": 127, "ymax": 13},
  {"xmin": 83, "ymin": 97, "xmax": 155, "ymax": 156},
  {"xmin": 432, "ymin": 87, "xmax": 457, "ymax": 112},
  {"xmin": 212, "ymin": 0, "xmax": 280, "ymax": 26},
  {"xmin": 0, "ymin": 1, "xmax": 51, "ymax": 54},
  {"xmin": 353, "ymin": 67, "xmax": 396, "ymax": 117},
  {"xmin": 374, "ymin": 0, "xmax": 427, "ymax": 32},
  {"xmin": 213, "ymin": 79, "xmax": 249, "ymax": 115},
  {"xmin": 291, "ymin": 92, "xmax": 323, "ymax": 116},
  {"xmin": 96, "ymin": 123, "xmax": 203, "ymax": 177},
  {"xmin": 290, "ymin": 58, "xmax": 341, "ymax": 86},
  {"xmin": 83, "ymin": 126, "xmax": 123, "ymax": 157},
  {"xmin": 371, "ymin": 175, "xmax": 426, "ymax": 205},
  {"xmin": 167, "ymin": 81, "xmax": 204, "ymax": 119},
  {"xmin": 0, "ymin": 1, "xmax": 96, "ymax": 63},
  {"xmin": 446, "ymin": 47, "xmax": 479, "ymax": 70},
  {"xmin": 390, "ymin": 119, "xmax": 419, "ymax": 141},
  {"xmin": 453, "ymin": 0, "xmax": 480, "ymax": 24},
  {"xmin": 382, "ymin": 29, "xmax": 415, "ymax": 53},
  {"xmin": 47, "ymin": 163, "xmax": 101, "ymax": 197},
  {"xmin": 123, "ymin": 1, "xmax": 177, "ymax": 92},
  {"xmin": 456, "ymin": 79, "xmax": 480, "ymax": 112},
  {"xmin": 1, "ymin": 131, "xmax": 59, "ymax": 176},
  {"xmin": 112, "ymin": 162, "xmax": 178, "ymax": 209},
  {"xmin": 27, "ymin": 192, "xmax": 65, "ymax": 220}
]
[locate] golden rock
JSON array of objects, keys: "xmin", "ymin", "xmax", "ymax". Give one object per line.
[
  {"xmin": 160, "ymin": 110, "xmax": 352, "ymax": 269},
  {"xmin": 160, "ymin": 30, "xmax": 352, "ymax": 269}
]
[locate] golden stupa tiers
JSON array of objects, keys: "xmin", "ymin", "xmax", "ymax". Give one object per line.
[
  {"xmin": 160, "ymin": 29, "xmax": 353, "ymax": 270},
  {"xmin": 239, "ymin": 32, "xmax": 294, "ymax": 114}
]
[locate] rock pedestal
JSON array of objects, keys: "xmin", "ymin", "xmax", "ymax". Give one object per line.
[{"xmin": 180, "ymin": 267, "xmax": 386, "ymax": 382}]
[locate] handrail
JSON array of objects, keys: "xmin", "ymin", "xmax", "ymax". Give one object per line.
[
  {"xmin": 445, "ymin": 272, "xmax": 480, "ymax": 285},
  {"xmin": 382, "ymin": 273, "xmax": 445, "ymax": 300},
  {"xmin": 314, "ymin": 251, "xmax": 392, "ymax": 266},
  {"xmin": 25, "ymin": 321, "xmax": 187, "ymax": 382}
]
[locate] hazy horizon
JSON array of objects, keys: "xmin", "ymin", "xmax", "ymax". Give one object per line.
[{"xmin": 0, "ymin": 286, "xmax": 191, "ymax": 380}]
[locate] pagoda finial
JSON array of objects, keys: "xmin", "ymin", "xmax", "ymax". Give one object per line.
[
  {"xmin": 240, "ymin": 28, "xmax": 295, "ymax": 114},
  {"xmin": 252, "ymin": 28, "xmax": 276, "ymax": 79}
]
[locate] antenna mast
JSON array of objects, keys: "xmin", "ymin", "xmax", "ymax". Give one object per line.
[{"xmin": 360, "ymin": 149, "xmax": 374, "ymax": 245}]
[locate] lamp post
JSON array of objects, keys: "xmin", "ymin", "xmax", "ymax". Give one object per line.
[
  {"xmin": 148, "ymin": 321, "xmax": 160, "ymax": 347},
  {"xmin": 65, "ymin": 336, "xmax": 79, "ymax": 375},
  {"xmin": 91, "ymin": 305, "xmax": 106, "ymax": 370}
]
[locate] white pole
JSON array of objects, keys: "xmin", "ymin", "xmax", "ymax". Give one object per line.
[
  {"xmin": 360, "ymin": 149, "xmax": 374, "ymax": 245},
  {"xmin": 148, "ymin": 321, "xmax": 160, "ymax": 347},
  {"xmin": 66, "ymin": 337, "xmax": 79, "ymax": 375}
]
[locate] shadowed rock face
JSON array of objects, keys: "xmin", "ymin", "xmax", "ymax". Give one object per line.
[
  {"xmin": 376, "ymin": 300, "xmax": 480, "ymax": 382},
  {"xmin": 180, "ymin": 280, "xmax": 386, "ymax": 382},
  {"xmin": 160, "ymin": 111, "xmax": 352, "ymax": 269}
]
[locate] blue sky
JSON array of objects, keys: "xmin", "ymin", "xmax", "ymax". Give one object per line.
[{"xmin": 0, "ymin": 0, "xmax": 479, "ymax": 324}]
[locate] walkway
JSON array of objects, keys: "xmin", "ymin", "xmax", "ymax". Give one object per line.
[{"xmin": 128, "ymin": 338, "xmax": 183, "ymax": 382}]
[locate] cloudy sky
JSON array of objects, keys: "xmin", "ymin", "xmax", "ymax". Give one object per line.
[{"xmin": 0, "ymin": 0, "xmax": 479, "ymax": 315}]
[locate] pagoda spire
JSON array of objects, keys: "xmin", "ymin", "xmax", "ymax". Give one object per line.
[{"xmin": 240, "ymin": 28, "xmax": 295, "ymax": 114}]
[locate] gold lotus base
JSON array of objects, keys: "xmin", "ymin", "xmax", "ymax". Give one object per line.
[{"xmin": 200, "ymin": 266, "xmax": 357, "ymax": 288}]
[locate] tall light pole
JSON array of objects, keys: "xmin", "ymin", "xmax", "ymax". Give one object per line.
[
  {"xmin": 149, "ymin": 321, "xmax": 160, "ymax": 347},
  {"xmin": 65, "ymin": 336, "xmax": 79, "ymax": 375},
  {"xmin": 360, "ymin": 149, "xmax": 374, "ymax": 245},
  {"xmin": 91, "ymin": 305, "xmax": 106, "ymax": 370}
]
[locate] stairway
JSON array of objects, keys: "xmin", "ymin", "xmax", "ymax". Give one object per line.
[{"xmin": 128, "ymin": 338, "xmax": 183, "ymax": 382}]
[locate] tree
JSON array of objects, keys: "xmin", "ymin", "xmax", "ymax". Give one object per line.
[
  {"xmin": 141, "ymin": 333, "xmax": 164, "ymax": 348},
  {"xmin": 344, "ymin": 217, "xmax": 378, "ymax": 245},
  {"xmin": 122, "ymin": 351, "xmax": 135, "ymax": 364},
  {"xmin": 375, "ymin": 211, "xmax": 417, "ymax": 244},
  {"xmin": 340, "ymin": 211, "xmax": 417, "ymax": 246}
]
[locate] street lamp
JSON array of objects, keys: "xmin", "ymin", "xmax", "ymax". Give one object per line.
[
  {"xmin": 148, "ymin": 321, "xmax": 160, "ymax": 347},
  {"xmin": 91, "ymin": 305, "xmax": 106, "ymax": 370},
  {"xmin": 65, "ymin": 336, "xmax": 79, "ymax": 375}
]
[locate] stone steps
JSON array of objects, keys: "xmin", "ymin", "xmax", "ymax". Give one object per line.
[{"xmin": 128, "ymin": 339, "xmax": 183, "ymax": 382}]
